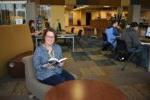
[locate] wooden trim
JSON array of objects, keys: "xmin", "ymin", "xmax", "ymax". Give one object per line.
[{"xmin": 77, "ymin": 0, "xmax": 121, "ymax": 6}]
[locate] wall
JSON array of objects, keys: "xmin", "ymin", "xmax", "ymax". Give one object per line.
[
  {"xmin": 91, "ymin": 10, "xmax": 117, "ymax": 20},
  {"xmin": 50, "ymin": 6, "xmax": 65, "ymax": 30},
  {"xmin": 73, "ymin": 10, "xmax": 81, "ymax": 25},
  {"xmin": 141, "ymin": 10, "xmax": 150, "ymax": 24},
  {"xmin": 0, "ymin": 25, "xmax": 33, "ymax": 78},
  {"xmin": 92, "ymin": 11, "xmax": 99, "ymax": 20},
  {"xmin": 64, "ymin": 10, "xmax": 70, "ymax": 26},
  {"xmin": 65, "ymin": 0, "xmax": 76, "ymax": 5},
  {"xmin": 65, "ymin": 10, "xmax": 118, "ymax": 26},
  {"xmin": 81, "ymin": 11, "xmax": 86, "ymax": 25},
  {"xmin": 26, "ymin": 2, "xmax": 37, "ymax": 24},
  {"xmin": 128, "ymin": 5, "xmax": 141, "ymax": 23},
  {"xmin": 121, "ymin": 0, "xmax": 130, "ymax": 6}
]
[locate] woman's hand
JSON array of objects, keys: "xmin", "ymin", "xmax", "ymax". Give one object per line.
[{"xmin": 43, "ymin": 63, "xmax": 55, "ymax": 69}]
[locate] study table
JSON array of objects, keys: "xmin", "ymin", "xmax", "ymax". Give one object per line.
[
  {"xmin": 45, "ymin": 80, "xmax": 127, "ymax": 100},
  {"xmin": 57, "ymin": 33, "xmax": 75, "ymax": 52},
  {"xmin": 141, "ymin": 42, "xmax": 150, "ymax": 72}
]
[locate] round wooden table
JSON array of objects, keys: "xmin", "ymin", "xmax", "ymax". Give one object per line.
[{"xmin": 45, "ymin": 80, "xmax": 127, "ymax": 100}]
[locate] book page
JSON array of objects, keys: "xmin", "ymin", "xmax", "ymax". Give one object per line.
[
  {"xmin": 59, "ymin": 57, "xmax": 67, "ymax": 62},
  {"xmin": 49, "ymin": 58, "xmax": 59, "ymax": 62}
]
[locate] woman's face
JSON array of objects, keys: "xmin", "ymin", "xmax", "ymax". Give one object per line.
[{"xmin": 44, "ymin": 31, "xmax": 55, "ymax": 46}]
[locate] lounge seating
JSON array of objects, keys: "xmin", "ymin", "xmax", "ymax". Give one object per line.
[{"xmin": 22, "ymin": 55, "xmax": 53, "ymax": 100}]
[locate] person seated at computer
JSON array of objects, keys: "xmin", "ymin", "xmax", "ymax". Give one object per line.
[
  {"xmin": 120, "ymin": 22, "xmax": 144, "ymax": 65},
  {"xmin": 121, "ymin": 22, "xmax": 141, "ymax": 51},
  {"xmin": 105, "ymin": 20, "xmax": 119, "ymax": 49},
  {"xmin": 33, "ymin": 29, "xmax": 75, "ymax": 86}
]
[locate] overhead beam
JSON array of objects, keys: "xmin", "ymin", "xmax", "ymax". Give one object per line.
[
  {"xmin": 76, "ymin": 0, "xmax": 121, "ymax": 6},
  {"xmin": 30, "ymin": 0, "xmax": 121, "ymax": 6}
]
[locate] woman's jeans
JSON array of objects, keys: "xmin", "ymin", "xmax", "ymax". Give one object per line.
[{"xmin": 39, "ymin": 69, "xmax": 75, "ymax": 86}]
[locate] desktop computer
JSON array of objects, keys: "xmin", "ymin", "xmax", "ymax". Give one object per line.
[
  {"xmin": 145, "ymin": 27, "xmax": 150, "ymax": 38},
  {"xmin": 140, "ymin": 26, "xmax": 150, "ymax": 42}
]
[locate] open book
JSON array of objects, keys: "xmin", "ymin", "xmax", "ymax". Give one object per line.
[{"xmin": 48, "ymin": 57, "xmax": 67, "ymax": 65}]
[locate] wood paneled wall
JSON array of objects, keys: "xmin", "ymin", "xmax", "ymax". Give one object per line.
[{"xmin": 0, "ymin": 25, "xmax": 33, "ymax": 78}]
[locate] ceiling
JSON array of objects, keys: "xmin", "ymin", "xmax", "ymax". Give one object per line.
[
  {"xmin": 30, "ymin": 0, "xmax": 120, "ymax": 6},
  {"xmin": 141, "ymin": 0, "xmax": 150, "ymax": 8},
  {"xmin": 1, "ymin": 0, "xmax": 150, "ymax": 8}
]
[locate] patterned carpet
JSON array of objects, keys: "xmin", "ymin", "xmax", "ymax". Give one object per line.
[
  {"xmin": 94, "ymin": 59, "xmax": 116, "ymax": 66},
  {"xmin": 0, "ymin": 37, "xmax": 150, "ymax": 100},
  {"xmin": 72, "ymin": 52, "xmax": 91, "ymax": 61}
]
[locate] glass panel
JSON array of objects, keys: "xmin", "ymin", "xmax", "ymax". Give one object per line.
[{"xmin": 0, "ymin": 2, "xmax": 26, "ymax": 25}]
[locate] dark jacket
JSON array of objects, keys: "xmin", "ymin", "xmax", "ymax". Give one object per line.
[{"xmin": 121, "ymin": 28, "xmax": 141, "ymax": 49}]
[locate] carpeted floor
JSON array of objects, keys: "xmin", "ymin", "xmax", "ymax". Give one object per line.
[
  {"xmin": 94, "ymin": 59, "xmax": 116, "ymax": 66},
  {"xmin": 72, "ymin": 52, "xmax": 91, "ymax": 61},
  {"xmin": 0, "ymin": 37, "xmax": 150, "ymax": 100}
]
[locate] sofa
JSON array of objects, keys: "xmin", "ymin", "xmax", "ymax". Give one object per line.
[{"xmin": 22, "ymin": 55, "xmax": 53, "ymax": 100}]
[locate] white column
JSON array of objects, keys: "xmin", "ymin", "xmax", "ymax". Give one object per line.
[
  {"xmin": 26, "ymin": 2, "xmax": 37, "ymax": 23},
  {"xmin": 128, "ymin": 5, "xmax": 141, "ymax": 23}
]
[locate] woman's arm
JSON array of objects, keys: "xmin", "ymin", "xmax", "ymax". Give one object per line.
[{"xmin": 33, "ymin": 47, "xmax": 53, "ymax": 70}]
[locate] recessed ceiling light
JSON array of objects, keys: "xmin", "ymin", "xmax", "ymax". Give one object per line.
[{"xmin": 104, "ymin": 6, "xmax": 110, "ymax": 8}]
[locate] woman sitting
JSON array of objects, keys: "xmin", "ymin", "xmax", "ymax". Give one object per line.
[{"xmin": 33, "ymin": 29, "xmax": 75, "ymax": 86}]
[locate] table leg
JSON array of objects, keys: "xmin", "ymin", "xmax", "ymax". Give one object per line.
[
  {"xmin": 148, "ymin": 47, "xmax": 150, "ymax": 72},
  {"xmin": 72, "ymin": 37, "xmax": 75, "ymax": 52}
]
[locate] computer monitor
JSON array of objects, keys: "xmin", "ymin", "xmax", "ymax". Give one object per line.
[{"xmin": 145, "ymin": 27, "xmax": 150, "ymax": 38}]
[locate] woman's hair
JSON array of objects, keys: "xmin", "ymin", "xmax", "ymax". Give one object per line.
[{"xmin": 42, "ymin": 28, "xmax": 57, "ymax": 43}]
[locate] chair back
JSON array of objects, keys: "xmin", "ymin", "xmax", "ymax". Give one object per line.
[
  {"xmin": 22, "ymin": 55, "xmax": 36, "ymax": 84},
  {"xmin": 22, "ymin": 55, "xmax": 52, "ymax": 100},
  {"xmin": 102, "ymin": 31, "xmax": 114, "ymax": 51},
  {"xmin": 102, "ymin": 32, "xmax": 107, "ymax": 42},
  {"xmin": 115, "ymin": 39, "xmax": 127, "ymax": 52},
  {"xmin": 115, "ymin": 39, "xmax": 129, "ymax": 61}
]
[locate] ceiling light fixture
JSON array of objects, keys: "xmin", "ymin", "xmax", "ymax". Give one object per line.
[
  {"xmin": 73, "ymin": 5, "xmax": 89, "ymax": 11},
  {"xmin": 103, "ymin": 6, "xmax": 110, "ymax": 8}
]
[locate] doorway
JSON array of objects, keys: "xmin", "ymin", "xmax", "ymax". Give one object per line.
[{"xmin": 86, "ymin": 12, "xmax": 91, "ymax": 25}]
